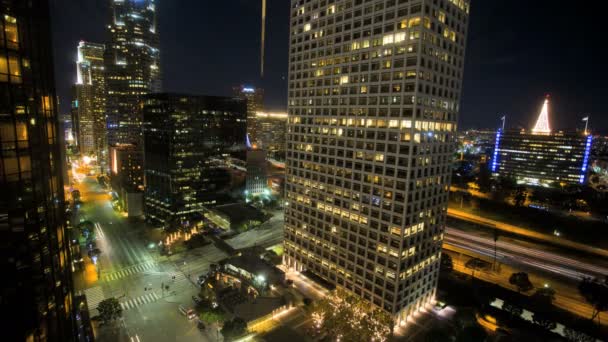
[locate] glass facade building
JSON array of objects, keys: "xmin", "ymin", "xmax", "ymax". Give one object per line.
[
  {"xmin": 105, "ymin": 0, "xmax": 160, "ymax": 188},
  {"xmin": 492, "ymin": 130, "xmax": 593, "ymax": 187},
  {"xmin": 1, "ymin": 0, "xmax": 75, "ymax": 340},
  {"xmin": 71, "ymin": 41, "xmax": 106, "ymax": 169},
  {"xmin": 284, "ymin": 0, "xmax": 469, "ymax": 323},
  {"xmin": 233, "ymin": 85, "xmax": 264, "ymax": 146},
  {"xmin": 143, "ymin": 94, "xmax": 247, "ymax": 228},
  {"xmin": 256, "ymin": 111, "xmax": 288, "ymax": 155}
]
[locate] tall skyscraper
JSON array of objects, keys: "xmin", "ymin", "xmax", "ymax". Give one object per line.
[
  {"xmin": 255, "ymin": 111, "xmax": 288, "ymax": 155},
  {"xmin": 105, "ymin": 0, "xmax": 160, "ymax": 188},
  {"xmin": 284, "ymin": 0, "xmax": 469, "ymax": 324},
  {"xmin": 143, "ymin": 94, "xmax": 247, "ymax": 228},
  {"xmin": 71, "ymin": 41, "xmax": 106, "ymax": 169},
  {"xmin": 234, "ymin": 85, "xmax": 264, "ymax": 146},
  {"xmin": 1, "ymin": 1, "xmax": 75, "ymax": 340},
  {"xmin": 491, "ymin": 97, "xmax": 593, "ymax": 187}
]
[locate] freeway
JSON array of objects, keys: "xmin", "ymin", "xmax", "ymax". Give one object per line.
[{"xmin": 444, "ymin": 227, "xmax": 608, "ymax": 281}]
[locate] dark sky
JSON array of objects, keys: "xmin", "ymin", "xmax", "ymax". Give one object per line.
[{"xmin": 50, "ymin": 0, "xmax": 605, "ymax": 132}]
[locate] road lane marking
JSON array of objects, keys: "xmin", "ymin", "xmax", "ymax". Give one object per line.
[
  {"xmin": 120, "ymin": 292, "xmax": 160, "ymax": 311},
  {"xmin": 101, "ymin": 261, "xmax": 158, "ymax": 282}
]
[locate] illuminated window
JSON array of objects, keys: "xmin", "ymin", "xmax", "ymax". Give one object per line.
[{"xmin": 3, "ymin": 15, "xmax": 19, "ymax": 49}]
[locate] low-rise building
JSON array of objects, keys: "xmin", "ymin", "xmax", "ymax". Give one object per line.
[{"xmin": 204, "ymin": 203, "xmax": 265, "ymax": 231}]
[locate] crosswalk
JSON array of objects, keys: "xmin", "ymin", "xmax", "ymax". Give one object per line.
[
  {"xmin": 120, "ymin": 292, "xmax": 160, "ymax": 311},
  {"xmin": 101, "ymin": 261, "xmax": 158, "ymax": 282},
  {"xmin": 84, "ymin": 286, "xmax": 104, "ymax": 315}
]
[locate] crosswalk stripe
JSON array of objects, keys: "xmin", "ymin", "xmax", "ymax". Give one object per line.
[{"xmin": 119, "ymin": 292, "xmax": 160, "ymax": 311}]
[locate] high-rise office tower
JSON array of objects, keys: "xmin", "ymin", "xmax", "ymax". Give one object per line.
[
  {"xmin": 105, "ymin": 0, "xmax": 160, "ymax": 188},
  {"xmin": 1, "ymin": 1, "xmax": 75, "ymax": 340},
  {"xmin": 284, "ymin": 0, "xmax": 469, "ymax": 324},
  {"xmin": 143, "ymin": 94, "xmax": 247, "ymax": 228},
  {"xmin": 234, "ymin": 85, "xmax": 264, "ymax": 146},
  {"xmin": 71, "ymin": 41, "xmax": 106, "ymax": 169},
  {"xmin": 256, "ymin": 111, "xmax": 288, "ymax": 155},
  {"xmin": 246, "ymin": 148, "xmax": 268, "ymax": 196}
]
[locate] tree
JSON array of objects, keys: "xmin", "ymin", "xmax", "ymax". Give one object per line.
[
  {"xmin": 477, "ymin": 162, "xmax": 492, "ymax": 192},
  {"xmin": 532, "ymin": 287, "xmax": 556, "ymax": 307},
  {"xmin": 440, "ymin": 253, "xmax": 453, "ymax": 274},
  {"xmin": 514, "ymin": 186, "xmax": 527, "ymax": 207},
  {"xmin": 97, "ymin": 297, "xmax": 122, "ymax": 324},
  {"xmin": 311, "ymin": 288, "xmax": 393, "ymax": 342},
  {"xmin": 564, "ymin": 327, "xmax": 595, "ymax": 342},
  {"xmin": 200, "ymin": 309, "xmax": 225, "ymax": 324},
  {"xmin": 221, "ymin": 317, "xmax": 247, "ymax": 341},
  {"xmin": 509, "ymin": 272, "xmax": 533, "ymax": 293},
  {"xmin": 578, "ymin": 277, "xmax": 608, "ymax": 323},
  {"xmin": 502, "ymin": 301, "xmax": 523, "ymax": 318}
]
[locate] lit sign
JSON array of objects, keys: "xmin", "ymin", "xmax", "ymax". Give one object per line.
[
  {"xmin": 491, "ymin": 129, "xmax": 502, "ymax": 172},
  {"xmin": 242, "ymin": 87, "xmax": 255, "ymax": 93},
  {"xmin": 579, "ymin": 135, "xmax": 593, "ymax": 184}
]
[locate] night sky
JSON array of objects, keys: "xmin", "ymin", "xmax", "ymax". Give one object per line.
[{"xmin": 50, "ymin": 0, "xmax": 605, "ymax": 132}]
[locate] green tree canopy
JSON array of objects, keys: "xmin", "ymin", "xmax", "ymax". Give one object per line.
[{"xmin": 97, "ymin": 297, "xmax": 122, "ymax": 324}]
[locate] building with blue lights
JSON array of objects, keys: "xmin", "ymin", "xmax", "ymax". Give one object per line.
[
  {"xmin": 491, "ymin": 98, "xmax": 593, "ymax": 187},
  {"xmin": 233, "ymin": 85, "xmax": 264, "ymax": 146}
]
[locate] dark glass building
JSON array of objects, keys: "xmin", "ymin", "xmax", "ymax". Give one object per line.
[
  {"xmin": 143, "ymin": 94, "xmax": 246, "ymax": 229},
  {"xmin": 105, "ymin": 0, "xmax": 160, "ymax": 188},
  {"xmin": 1, "ymin": 0, "xmax": 75, "ymax": 340}
]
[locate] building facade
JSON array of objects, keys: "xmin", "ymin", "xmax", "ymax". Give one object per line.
[
  {"xmin": 143, "ymin": 94, "xmax": 246, "ymax": 228},
  {"xmin": 234, "ymin": 85, "xmax": 264, "ymax": 145},
  {"xmin": 246, "ymin": 148, "xmax": 268, "ymax": 196},
  {"xmin": 491, "ymin": 99, "xmax": 593, "ymax": 187},
  {"xmin": 284, "ymin": 0, "xmax": 469, "ymax": 323},
  {"xmin": 256, "ymin": 111, "xmax": 288, "ymax": 154},
  {"xmin": 491, "ymin": 130, "xmax": 592, "ymax": 187},
  {"xmin": 71, "ymin": 41, "xmax": 106, "ymax": 169},
  {"xmin": 1, "ymin": 1, "xmax": 75, "ymax": 340},
  {"xmin": 105, "ymin": 0, "xmax": 160, "ymax": 186}
]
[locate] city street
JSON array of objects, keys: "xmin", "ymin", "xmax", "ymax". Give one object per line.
[{"xmin": 73, "ymin": 177, "xmax": 228, "ymax": 341}]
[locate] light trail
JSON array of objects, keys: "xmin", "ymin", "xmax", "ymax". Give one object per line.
[{"xmin": 444, "ymin": 227, "xmax": 608, "ymax": 280}]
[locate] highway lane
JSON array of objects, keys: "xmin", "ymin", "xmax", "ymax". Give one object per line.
[{"xmin": 444, "ymin": 227, "xmax": 608, "ymax": 281}]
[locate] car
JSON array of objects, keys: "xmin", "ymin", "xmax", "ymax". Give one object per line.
[
  {"xmin": 433, "ymin": 301, "xmax": 448, "ymax": 311},
  {"xmin": 192, "ymin": 295, "xmax": 203, "ymax": 305},
  {"xmin": 178, "ymin": 305, "xmax": 197, "ymax": 320}
]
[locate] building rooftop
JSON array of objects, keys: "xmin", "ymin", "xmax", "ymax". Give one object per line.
[
  {"xmin": 212, "ymin": 203, "xmax": 265, "ymax": 225},
  {"xmin": 224, "ymin": 251, "xmax": 285, "ymax": 286}
]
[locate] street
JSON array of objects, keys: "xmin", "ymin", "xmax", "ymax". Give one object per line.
[{"xmin": 73, "ymin": 177, "xmax": 228, "ymax": 341}]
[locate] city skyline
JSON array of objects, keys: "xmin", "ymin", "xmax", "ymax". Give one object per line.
[
  {"xmin": 3, "ymin": 0, "xmax": 608, "ymax": 341},
  {"xmin": 50, "ymin": 0, "xmax": 606, "ymax": 132}
]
